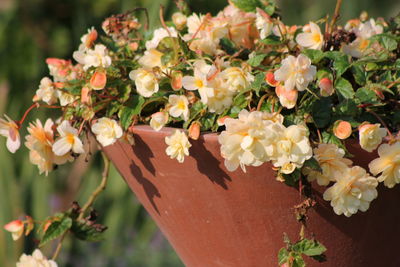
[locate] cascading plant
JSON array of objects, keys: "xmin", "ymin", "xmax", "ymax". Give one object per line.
[{"xmin": 1, "ymin": 0, "xmax": 400, "ymax": 265}]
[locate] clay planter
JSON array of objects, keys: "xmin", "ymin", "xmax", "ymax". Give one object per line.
[{"xmin": 103, "ymin": 125, "xmax": 400, "ymax": 267}]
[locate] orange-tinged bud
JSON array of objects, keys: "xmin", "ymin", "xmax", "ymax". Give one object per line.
[
  {"xmin": 373, "ymin": 89, "xmax": 385, "ymax": 100},
  {"xmin": 217, "ymin": 116, "xmax": 230, "ymax": 126},
  {"xmin": 24, "ymin": 216, "xmax": 34, "ymax": 236},
  {"xmin": 188, "ymin": 122, "xmax": 201, "ymax": 140},
  {"xmin": 319, "ymin": 77, "xmax": 334, "ymax": 96},
  {"xmin": 81, "ymin": 86, "xmax": 91, "ymax": 104},
  {"xmin": 90, "ymin": 70, "xmax": 107, "ymax": 90},
  {"xmin": 4, "ymin": 220, "xmax": 24, "ymax": 241},
  {"xmin": 171, "ymin": 71, "xmax": 183, "ymax": 90},
  {"xmin": 43, "ymin": 221, "xmax": 52, "ymax": 233},
  {"xmin": 128, "ymin": 42, "xmax": 139, "ymax": 51},
  {"xmin": 53, "ymin": 82, "xmax": 65, "ymax": 89},
  {"xmin": 85, "ymin": 29, "xmax": 98, "ymax": 48},
  {"xmin": 333, "ymin": 120, "xmax": 352, "ymax": 140},
  {"xmin": 265, "ymin": 71, "xmax": 279, "ymax": 87}
]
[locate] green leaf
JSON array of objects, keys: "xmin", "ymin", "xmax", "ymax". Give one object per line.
[
  {"xmin": 71, "ymin": 220, "xmax": 107, "ymax": 242},
  {"xmin": 118, "ymin": 95, "xmax": 145, "ymax": 129},
  {"xmin": 119, "ymin": 84, "xmax": 132, "ymax": 103},
  {"xmin": 293, "ymin": 239, "xmax": 327, "ymax": 257},
  {"xmin": 251, "ymin": 72, "xmax": 265, "ymax": 95},
  {"xmin": 370, "ymin": 33, "xmax": 398, "ymax": 51},
  {"xmin": 311, "ymin": 97, "xmax": 332, "ymax": 128},
  {"xmin": 322, "ymin": 131, "xmax": 345, "ymax": 150},
  {"xmin": 335, "ymin": 77, "xmax": 354, "ymax": 99},
  {"xmin": 40, "ymin": 216, "xmax": 72, "ymax": 247},
  {"xmin": 282, "ymin": 168, "xmax": 301, "ymax": 187},
  {"xmin": 302, "ymin": 49, "xmax": 324, "ymax": 64},
  {"xmin": 220, "ymin": 38, "xmax": 237, "ymax": 55},
  {"xmin": 325, "ymin": 51, "xmax": 350, "ymax": 77},
  {"xmin": 278, "ymin": 248, "xmax": 289, "ymax": 265},
  {"xmin": 248, "ymin": 54, "xmax": 267, "ymax": 67},
  {"xmin": 335, "ymin": 99, "xmax": 358, "ymax": 116},
  {"xmin": 355, "ymin": 87, "xmax": 378, "ymax": 103},
  {"xmin": 231, "ymin": 0, "xmax": 262, "ymax": 12},
  {"xmin": 351, "ymin": 65, "xmax": 367, "ymax": 86},
  {"xmin": 303, "ymin": 157, "xmax": 322, "ymax": 172},
  {"xmin": 261, "ymin": 35, "xmax": 282, "ymax": 45}
]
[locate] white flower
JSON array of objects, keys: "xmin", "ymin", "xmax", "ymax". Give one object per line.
[
  {"xmin": 138, "ymin": 49, "xmax": 164, "ymax": 69},
  {"xmin": 358, "ymin": 123, "xmax": 387, "ymax": 152},
  {"xmin": 172, "ymin": 12, "xmax": 187, "ymax": 30},
  {"xmin": 274, "ymin": 54, "xmax": 316, "ymax": 91},
  {"xmin": 25, "ymin": 119, "xmax": 72, "ymax": 175},
  {"xmin": 73, "ymin": 44, "xmax": 111, "ymax": 71},
  {"xmin": 354, "ymin": 19, "xmax": 383, "ymax": 39},
  {"xmin": 165, "ymin": 130, "xmax": 191, "ymax": 163},
  {"xmin": 35, "ymin": 77, "xmax": 58, "ymax": 105},
  {"xmin": 342, "ymin": 38, "xmax": 371, "ymax": 58},
  {"xmin": 255, "ymin": 8, "xmax": 273, "ymax": 39},
  {"xmin": 168, "ymin": 95, "xmax": 189, "ymax": 121},
  {"xmin": 218, "ymin": 110, "xmax": 281, "ymax": 172},
  {"xmin": 56, "ymin": 91, "xmax": 76, "ymax": 106},
  {"xmin": 129, "ymin": 68, "xmax": 159, "ymax": 97},
  {"xmin": 271, "ymin": 124, "xmax": 313, "ymax": 171},
  {"xmin": 52, "ymin": 121, "xmax": 85, "ymax": 156},
  {"xmin": 91, "ymin": 118, "xmax": 123, "ymax": 147},
  {"xmin": 145, "ymin": 27, "xmax": 178, "ymax": 50},
  {"xmin": 220, "ymin": 67, "xmax": 254, "ymax": 93},
  {"xmin": 4, "ymin": 220, "xmax": 24, "ymax": 241},
  {"xmin": 323, "ymin": 166, "xmax": 378, "ymax": 217},
  {"xmin": 304, "ymin": 144, "xmax": 353, "ymax": 186},
  {"xmin": 182, "ymin": 60, "xmax": 215, "ymax": 104},
  {"xmin": 0, "ymin": 114, "xmax": 20, "ymax": 153},
  {"xmin": 369, "ymin": 142, "xmax": 400, "ymax": 188},
  {"xmin": 296, "ymin": 22, "xmax": 324, "ymax": 50},
  {"xmin": 150, "ymin": 112, "xmax": 169, "ymax": 131},
  {"xmin": 16, "ymin": 249, "xmax": 58, "ymax": 267}
]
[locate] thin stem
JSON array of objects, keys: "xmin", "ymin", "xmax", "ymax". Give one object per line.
[
  {"xmin": 52, "ymin": 232, "xmax": 67, "ymax": 260},
  {"xmin": 159, "ymin": 5, "xmax": 171, "ymax": 36},
  {"xmin": 17, "ymin": 103, "xmax": 39, "ymax": 127},
  {"xmin": 78, "ymin": 152, "xmax": 110, "ymax": 221},
  {"xmin": 329, "ymin": 0, "xmax": 343, "ymax": 34}
]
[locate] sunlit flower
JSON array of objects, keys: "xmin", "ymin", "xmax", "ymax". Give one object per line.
[
  {"xmin": 323, "ymin": 166, "xmax": 378, "ymax": 217},
  {"xmin": 168, "ymin": 95, "xmax": 189, "ymax": 121},
  {"xmin": 358, "ymin": 123, "xmax": 387, "ymax": 152},
  {"xmin": 138, "ymin": 48, "xmax": 164, "ymax": 69},
  {"xmin": 0, "ymin": 114, "xmax": 20, "ymax": 153},
  {"xmin": 274, "ymin": 54, "xmax": 316, "ymax": 91},
  {"xmin": 265, "ymin": 71, "xmax": 279, "ymax": 87},
  {"xmin": 150, "ymin": 112, "xmax": 169, "ymax": 131},
  {"xmin": 220, "ymin": 66, "xmax": 254, "ymax": 93},
  {"xmin": 165, "ymin": 130, "xmax": 191, "ymax": 163},
  {"xmin": 145, "ymin": 27, "xmax": 178, "ymax": 50},
  {"xmin": 52, "ymin": 121, "xmax": 85, "ymax": 156},
  {"xmin": 172, "ymin": 12, "xmax": 187, "ymax": 30},
  {"xmin": 369, "ymin": 142, "xmax": 400, "ymax": 188},
  {"xmin": 305, "ymin": 144, "xmax": 353, "ymax": 186},
  {"xmin": 4, "ymin": 220, "xmax": 24, "ymax": 241},
  {"xmin": 205, "ymin": 76, "xmax": 235, "ymax": 113},
  {"xmin": 91, "ymin": 118, "xmax": 123, "ymax": 147},
  {"xmin": 73, "ymin": 44, "xmax": 111, "ymax": 71},
  {"xmin": 182, "ymin": 60, "xmax": 215, "ymax": 104},
  {"xmin": 35, "ymin": 77, "xmax": 58, "ymax": 105},
  {"xmin": 16, "ymin": 249, "xmax": 58, "ymax": 267},
  {"xmin": 129, "ymin": 68, "xmax": 159, "ymax": 97},
  {"xmin": 255, "ymin": 8, "xmax": 273, "ymax": 39},
  {"xmin": 25, "ymin": 119, "xmax": 72, "ymax": 175},
  {"xmin": 218, "ymin": 110, "xmax": 281, "ymax": 172},
  {"xmin": 296, "ymin": 22, "xmax": 324, "ymax": 50},
  {"xmin": 275, "ymin": 85, "xmax": 298, "ymax": 109}
]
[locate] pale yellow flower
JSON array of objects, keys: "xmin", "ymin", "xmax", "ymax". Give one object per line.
[
  {"xmin": 129, "ymin": 68, "xmax": 159, "ymax": 97},
  {"xmin": 145, "ymin": 27, "xmax": 178, "ymax": 50},
  {"xmin": 305, "ymin": 144, "xmax": 353, "ymax": 186},
  {"xmin": 4, "ymin": 219, "xmax": 24, "ymax": 241},
  {"xmin": 369, "ymin": 142, "xmax": 400, "ymax": 188},
  {"xmin": 296, "ymin": 22, "xmax": 324, "ymax": 50},
  {"xmin": 359, "ymin": 123, "xmax": 387, "ymax": 152},
  {"xmin": 35, "ymin": 77, "xmax": 57, "ymax": 105},
  {"xmin": 91, "ymin": 118, "xmax": 123, "ymax": 147},
  {"xmin": 52, "ymin": 121, "xmax": 85, "ymax": 156},
  {"xmin": 0, "ymin": 114, "xmax": 20, "ymax": 153},
  {"xmin": 150, "ymin": 112, "xmax": 169, "ymax": 131},
  {"xmin": 220, "ymin": 67, "xmax": 254, "ymax": 93},
  {"xmin": 172, "ymin": 12, "xmax": 187, "ymax": 30},
  {"xmin": 182, "ymin": 60, "xmax": 214, "ymax": 104},
  {"xmin": 168, "ymin": 95, "xmax": 189, "ymax": 121},
  {"xmin": 323, "ymin": 166, "xmax": 378, "ymax": 217},
  {"xmin": 165, "ymin": 130, "xmax": 191, "ymax": 163},
  {"xmin": 138, "ymin": 49, "xmax": 164, "ymax": 69},
  {"xmin": 16, "ymin": 249, "xmax": 58, "ymax": 267}
]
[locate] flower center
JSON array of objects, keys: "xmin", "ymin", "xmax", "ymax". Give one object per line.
[{"xmin": 66, "ymin": 133, "xmax": 75, "ymax": 145}]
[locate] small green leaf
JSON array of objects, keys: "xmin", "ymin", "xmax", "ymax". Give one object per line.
[
  {"xmin": 220, "ymin": 38, "xmax": 237, "ymax": 55},
  {"xmin": 118, "ymin": 95, "xmax": 145, "ymax": 129},
  {"xmin": 303, "ymin": 158, "xmax": 322, "ymax": 172},
  {"xmin": 261, "ymin": 35, "xmax": 282, "ymax": 45},
  {"xmin": 278, "ymin": 248, "xmax": 289, "ymax": 265},
  {"xmin": 311, "ymin": 97, "xmax": 332, "ymax": 128},
  {"xmin": 322, "ymin": 131, "xmax": 345, "ymax": 150},
  {"xmin": 351, "ymin": 65, "xmax": 367, "ymax": 86},
  {"xmin": 302, "ymin": 49, "xmax": 324, "ymax": 64},
  {"xmin": 231, "ymin": 0, "xmax": 262, "ymax": 12},
  {"xmin": 335, "ymin": 77, "xmax": 354, "ymax": 99},
  {"xmin": 248, "ymin": 54, "xmax": 267, "ymax": 67},
  {"xmin": 71, "ymin": 220, "xmax": 107, "ymax": 242},
  {"xmin": 355, "ymin": 87, "xmax": 378, "ymax": 103},
  {"xmin": 282, "ymin": 169, "xmax": 301, "ymax": 187},
  {"xmin": 40, "ymin": 216, "xmax": 72, "ymax": 247},
  {"xmin": 293, "ymin": 239, "xmax": 327, "ymax": 257},
  {"xmin": 251, "ymin": 72, "xmax": 265, "ymax": 95},
  {"xmin": 370, "ymin": 33, "xmax": 398, "ymax": 51},
  {"xmin": 325, "ymin": 51, "xmax": 350, "ymax": 77}
]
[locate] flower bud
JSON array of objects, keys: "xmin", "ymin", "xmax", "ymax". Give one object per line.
[
  {"xmin": 81, "ymin": 86, "xmax": 91, "ymax": 104},
  {"xmin": 333, "ymin": 120, "xmax": 352, "ymax": 140},
  {"xmin": 319, "ymin": 77, "xmax": 334, "ymax": 96},
  {"xmin": 217, "ymin": 116, "xmax": 230, "ymax": 126},
  {"xmin": 128, "ymin": 42, "xmax": 139, "ymax": 51},
  {"xmin": 4, "ymin": 220, "xmax": 24, "ymax": 241},
  {"xmin": 171, "ymin": 71, "xmax": 183, "ymax": 90},
  {"xmin": 90, "ymin": 70, "xmax": 107, "ymax": 90},
  {"xmin": 172, "ymin": 12, "xmax": 187, "ymax": 30},
  {"xmin": 85, "ymin": 28, "xmax": 98, "ymax": 48},
  {"xmin": 188, "ymin": 122, "xmax": 201, "ymax": 140},
  {"xmin": 275, "ymin": 85, "xmax": 298, "ymax": 109},
  {"xmin": 265, "ymin": 71, "xmax": 279, "ymax": 87}
]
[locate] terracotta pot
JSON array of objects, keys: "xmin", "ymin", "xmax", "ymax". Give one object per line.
[{"xmin": 103, "ymin": 126, "xmax": 400, "ymax": 267}]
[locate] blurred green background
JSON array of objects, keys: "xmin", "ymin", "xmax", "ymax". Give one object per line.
[{"xmin": 0, "ymin": 0, "xmax": 398, "ymax": 266}]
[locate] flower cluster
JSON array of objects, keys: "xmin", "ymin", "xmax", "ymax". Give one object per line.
[{"xmin": 1, "ymin": 1, "xmax": 400, "ymax": 264}]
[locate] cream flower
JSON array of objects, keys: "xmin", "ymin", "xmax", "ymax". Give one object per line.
[
  {"xmin": 274, "ymin": 54, "xmax": 316, "ymax": 91},
  {"xmin": 182, "ymin": 60, "xmax": 215, "ymax": 104},
  {"xmin": 25, "ymin": 119, "xmax": 72, "ymax": 175},
  {"xmin": 150, "ymin": 112, "xmax": 169, "ymax": 131},
  {"xmin": 255, "ymin": 8, "xmax": 273, "ymax": 39},
  {"xmin": 218, "ymin": 110, "xmax": 281, "ymax": 172},
  {"xmin": 56, "ymin": 91, "xmax": 76, "ymax": 106},
  {"xmin": 220, "ymin": 67, "xmax": 254, "ymax": 93},
  {"xmin": 35, "ymin": 77, "xmax": 58, "ymax": 105},
  {"xmin": 323, "ymin": 166, "xmax": 378, "ymax": 217},
  {"xmin": 369, "ymin": 142, "xmax": 400, "ymax": 188},
  {"xmin": 16, "ymin": 249, "xmax": 58, "ymax": 267},
  {"xmin": 129, "ymin": 68, "xmax": 159, "ymax": 97},
  {"xmin": 359, "ymin": 123, "xmax": 387, "ymax": 152},
  {"xmin": 275, "ymin": 85, "xmax": 298, "ymax": 109},
  {"xmin": 165, "ymin": 130, "xmax": 191, "ymax": 163},
  {"xmin": 52, "ymin": 121, "xmax": 85, "ymax": 156},
  {"xmin": 0, "ymin": 114, "xmax": 20, "ymax": 153},
  {"xmin": 145, "ymin": 27, "xmax": 178, "ymax": 50},
  {"xmin": 73, "ymin": 44, "xmax": 111, "ymax": 71},
  {"xmin": 138, "ymin": 49, "xmax": 164, "ymax": 69},
  {"xmin": 168, "ymin": 95, "xmax": 189, "ymax": 121},
  {"xmin": 4, "ymin": 220, "xmax": 24, "ymax": 241},
  {"xmin": 271, "ymin": 124, "xmax": 313, "ymax": 172},
  {"xmin": 172, "ymin": 12, "xmax": 187, "ymax": 30},
  {"xmin": 91, "ymin": 118, "xmax": 123, "ymax": 147},
  {"xmin": 296, "ymin": 22, "xmax": 324, "ymax": 50},
  {"xmin": 206, "ymin": 77, "xmax": 235, "ymax": 113},
  {"xmin": 305, "ymin": 144, "xmax": 353, "ymax": 186}
]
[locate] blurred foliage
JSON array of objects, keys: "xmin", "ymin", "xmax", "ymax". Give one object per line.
[{"xmin": 0, "ymin": 0, "xmax": 397, "ymax": 266}]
